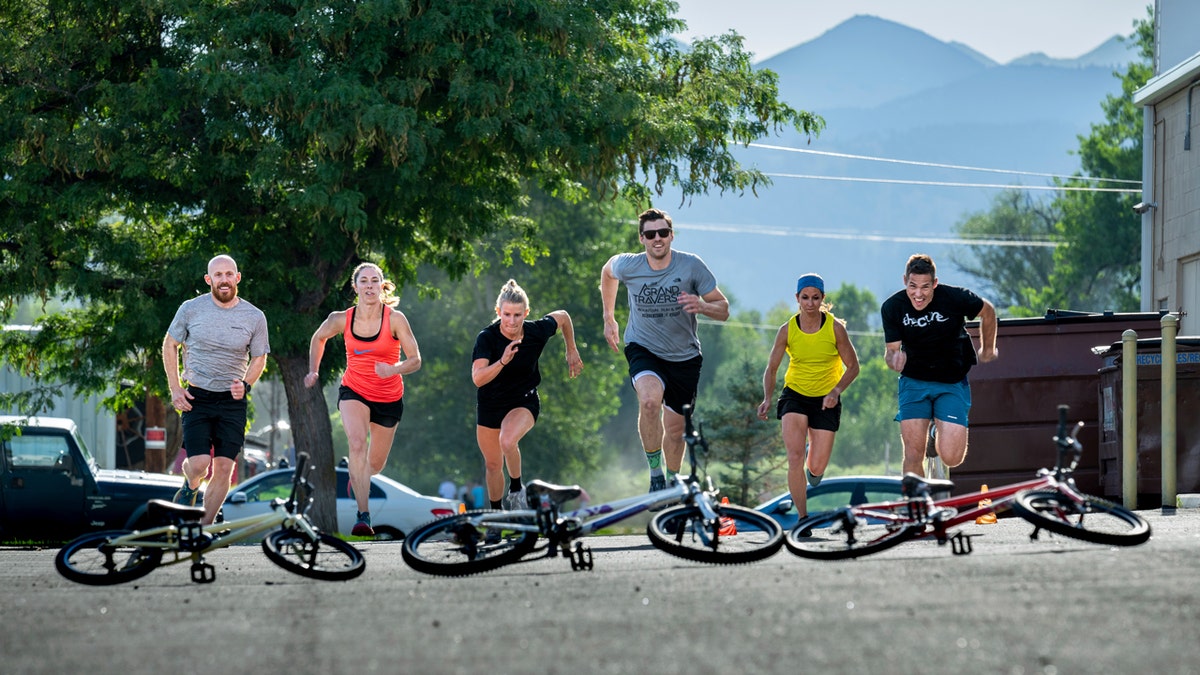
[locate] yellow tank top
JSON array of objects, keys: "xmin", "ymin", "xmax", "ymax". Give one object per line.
[{"xmin": 783, "ymin": 311, "xmax": 843, "ymax": 397}]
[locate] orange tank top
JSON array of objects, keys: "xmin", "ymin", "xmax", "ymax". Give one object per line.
[{"xmin": 341, "ymin": 305, "xmax": 404, "ymax": 402}]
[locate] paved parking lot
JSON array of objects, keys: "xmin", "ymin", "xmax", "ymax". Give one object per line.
[{"xmin": 2, "ymin": 508, "xmax": 1198, "ymax": 674}]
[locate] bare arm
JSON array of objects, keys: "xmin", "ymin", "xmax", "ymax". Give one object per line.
[
  {"xmin": 678, "ymin": 287, "xmax": 730, "ymax": 322},
  {"xmin": 600, "ymin": 257, "xmax": 622, "ymax": 352},
  {"xmin": 550, "ymin": 309, "xmax": 583, "ymax": 378},
  {"xmin": 756, "ymin": 324, "xmax": 789, "ymax": 420},
  {"xmin": 304, "ymin": 311, "xmax": 346, "ymax": 388},
  {"xmin": 162, "ymin": 333, "xmax": 193, "ymax": 411},
  {"xmin": 823, "ymin": 320, "xmax": 860, "ymax": 410},
  {"xmin": 976, "ymin": 299, "xmax": 998, "ymax": 363},
  {"xmin": 472, "ymin": 341, "xmax": 519, "ymax": 388},
  {"xmin": 377, "ymin": 309, "xmax": 422, "ymax": 378},
  {"xmin": 885, "ymin": 340, "xmax": 906, "ymax": 373}
]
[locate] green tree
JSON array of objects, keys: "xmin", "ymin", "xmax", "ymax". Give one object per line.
[
  {"xmin": 949, "ymin": 190, "xmax": 1060, "ymax": 317},
  {"xmin": 1035, "ymin": 10, "xmax": 1153, "ymax": 312},
  {"xmin": 0, "ymin": 0, "xmax": 821, "ymax": 530}
]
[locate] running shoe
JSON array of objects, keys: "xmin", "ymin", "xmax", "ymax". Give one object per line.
[
  {"xmin": 504, "ymin": 485, "xmax": 528, "ymax": 511},
  {"xmin": 351, "ymin": 511, "xmax": 375, "ymax": 537},
  {"xmin": 648, "ymin": 474, "xmax": 667, "ymax": 493},
  {"xmin": 806, "ymin": 468, "xmax": 823, "ymax": 487},
  {"xmin": 173, "ymin": 479, "xmax": 200, "ymax": 506}
]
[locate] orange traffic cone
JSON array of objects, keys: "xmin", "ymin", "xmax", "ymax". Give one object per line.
[
  {"xmin": 975, "ymin": 485, "xmax": 997, "ymax": 524},
  {"xmin": 718, "ymin": 496, "xmax": 738, "ymax": 536}
]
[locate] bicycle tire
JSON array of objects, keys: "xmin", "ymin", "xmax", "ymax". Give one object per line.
[
  {"xmin": 55, "ymin": 530, "xmax": 163, "ymax": 585},
  {"xmin": 1012, "ymin": 489, "xmax": 1151, "ymax": 546},
  {"xmin": 261, "ymin": 529, "xmax": 366, "ymax": 581},
  {"xmin": 784, "ymin": 510, "xmax": 919, "ymax": 560},
  {"xmin": 647, "ymin": 503, "xmax": 784, "ymax": 564},
  {"xmin": 401, "ymin": 510, "xmax": 539, "ymax": 577}
]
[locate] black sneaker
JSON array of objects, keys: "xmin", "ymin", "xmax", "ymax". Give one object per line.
[{"xmin": 649, "ymin": 475, "xmax": 667, "ymax": 493}]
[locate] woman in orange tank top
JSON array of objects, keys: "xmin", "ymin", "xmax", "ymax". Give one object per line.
[{"xmin": 304, "ymin": 262, "xmax": 422, "ymax": 537}]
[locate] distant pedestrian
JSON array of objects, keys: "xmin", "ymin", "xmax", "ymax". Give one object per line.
[
  {"xmin": 438, "ymin": 477, "xmax": 457, "ymax": 501},
  {"xmin": 757, "ymin": 273, "xmax": 859, "ymax": 519}
]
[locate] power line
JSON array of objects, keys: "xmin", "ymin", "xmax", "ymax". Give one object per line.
[
  {"xmin": 682, "ymin": 221, "xmax": 1063, "ymax": 247},
  {"xmin": 762, "ymin": 172, "xmax": 1141, "ymax": 193},
  {"xmin": 748, "ymin": 143, "xmax": 1142, "ymax": 186}
]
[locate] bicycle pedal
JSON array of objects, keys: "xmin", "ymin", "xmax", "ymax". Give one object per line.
[
  {"xmin": 569, "ymin": 542, "xmax": 593, "ymax": 571},
  {"xmin": 191, "ymin": 561, "xmax": 216, "ymax": 583},
  {"xmin": 949, "ymin": 532, "xmax": 975, "ymax": 555}
]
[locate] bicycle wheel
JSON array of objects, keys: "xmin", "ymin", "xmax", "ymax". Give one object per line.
[
  {"xmin": 402, "ymin": 510, "xmax": 539, "ymax": 577},
  {"xmin": 784, "ymin": 510, "xmax": 919, "ymax": 560},
  {"xmin": 1012, "ymin": 489, "xmax": 1151, "ymax": 546},
  {"xmin": 262, "ymin": 529, "xmax": 366, "ymax": 581},
  {"xmin": 55, "ymin": 530, "xmax": 163, "ymax": 585},
  {"xmin": 647, "ymin": 503, "xmax": 784, "ymax": 564}
]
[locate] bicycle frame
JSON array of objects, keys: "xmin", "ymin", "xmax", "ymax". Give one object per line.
[{"xmin": 828, "ymin": 416, "xmax": 1090, "ymax": 554}]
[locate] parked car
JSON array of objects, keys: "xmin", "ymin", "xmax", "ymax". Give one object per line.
[
  {"xmin": 754, "ymin": 475, "xmax": 906, "ymax": 530},
  {"xmin": 0, "ymin": 415, "xmax": 185, "ymax": 542},
  {"xmin": 223, "ymin": 466, "xmax": 462, "ymax": 540}
]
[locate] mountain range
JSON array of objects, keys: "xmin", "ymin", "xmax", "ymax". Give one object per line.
[{"xmin": 661, "ymin": 15, "xmax": 1138, "ymax": 321}]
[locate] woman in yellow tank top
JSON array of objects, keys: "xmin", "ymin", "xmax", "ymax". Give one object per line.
[{"xmin": 757, "ymin": 274, "xmax": 860, "ymax": 519}]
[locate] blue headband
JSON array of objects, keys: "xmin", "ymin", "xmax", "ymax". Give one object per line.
[{"xmin": 796, "ymin": 273, "xmax": 824, "ymax": 294}]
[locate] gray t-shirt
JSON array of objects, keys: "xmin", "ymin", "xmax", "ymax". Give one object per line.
[
  {"xmin": 611, "ymin": 250, "xmax": 718, "ymax": 361},
  {"xmin": 167, "ymin": 295, "xmax": 270, "ymax": 391}
]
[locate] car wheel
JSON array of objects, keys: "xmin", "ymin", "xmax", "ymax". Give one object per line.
[{"xmin": 372, "ymin": 526, "xmax": 404, "ymax": 542}]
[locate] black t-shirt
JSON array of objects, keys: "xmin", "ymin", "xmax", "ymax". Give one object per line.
[
  {"xmin": 880, "ymin": 283, "xmax": 985, "ymax": 384},
  {"xmin": 472, "ymin": 314, "xmax": 559, "ymax": 404}
]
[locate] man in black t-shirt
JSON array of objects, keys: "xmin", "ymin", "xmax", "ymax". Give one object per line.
[{"xmin": 881, "ymin": 254, "xmax": 997, "ymax": 477}]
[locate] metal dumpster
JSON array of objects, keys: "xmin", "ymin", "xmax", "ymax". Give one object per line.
[
  {"xmin": 1096, "ymin": 337, "xmax": 1200, "ymax": 504},
  {"xmin": 955, "ymin": 310, "xmax": 1167, "ymax": 496}
]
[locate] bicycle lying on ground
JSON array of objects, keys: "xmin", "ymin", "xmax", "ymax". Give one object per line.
[
  {"xmin": 784, "ymin": 405, "xmax": 1151, "ymax": 560},
  {"xmin": 56, "ymin": 453, "xmax": 365, "ymax": 585},
  {"xmin": 402, "ymin": 406, "xmax": 783, "ymax": 576}
]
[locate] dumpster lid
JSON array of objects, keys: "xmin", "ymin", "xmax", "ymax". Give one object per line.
[{"xmin": 1092, "ymin": 336, "xmax": 1200, "ymax": 356}]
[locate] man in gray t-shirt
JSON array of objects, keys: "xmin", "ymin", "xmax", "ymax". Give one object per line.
[
  {"xmin": 601, "ymin": 208, "xmax": 729, "ymax": 494},
  {"xmin": 162, "ymin": 254, "xmax": 270, "ymax": 524}
]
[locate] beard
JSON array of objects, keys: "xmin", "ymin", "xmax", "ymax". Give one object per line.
[{"xmin": 211, "ymin": 284, "xmax": 237, "ymax": 303}]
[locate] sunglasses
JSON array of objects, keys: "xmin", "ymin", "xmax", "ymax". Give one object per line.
[{"xmin": 641, "ymin": 227, "xmax": 672, "ymax": 240}]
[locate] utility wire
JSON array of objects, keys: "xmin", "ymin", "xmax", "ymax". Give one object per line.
[
  {"xmin": 748, "ymin": 143, "xmax": 1143, "ymax": 186},
  {"xmin": 682, "ymin": 222, "xmax": 1063, "ymax": 247},
  {"xmin": 762, "ymin": 172, "xmax": 1141, "ymax": 193}
]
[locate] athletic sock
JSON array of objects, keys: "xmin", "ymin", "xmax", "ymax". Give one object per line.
[
  {"xmin": 490, "ymin": 500, "xmax": 503, "ymax": 509},
  {"xmin": 509, "ymin": 476, "xmax": 523, "ymax": 492},
  {"xmin": 645, "ymin": 448, "xmax": 665, "ymax": 477}
]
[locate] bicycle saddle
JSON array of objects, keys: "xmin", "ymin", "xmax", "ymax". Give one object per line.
[
  {"xmin": 146, "ymin": 499, "xmax": 205, "ymax": 523},
  {"xmin": 525, "ymin": 480, "xmax": 582, "ymax": 506},
  {"xmin": 900, "ymin": 473, "xmax": 955, "ymax": 497}
]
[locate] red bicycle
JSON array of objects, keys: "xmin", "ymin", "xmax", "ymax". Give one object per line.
[{"xmin": 784, "ymin": 405, "xmax": 1151, "ymax": 560}]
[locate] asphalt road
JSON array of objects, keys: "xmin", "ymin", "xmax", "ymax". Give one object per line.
[{"xmin": 2, "ymin": 509, "xmax": 1198, "ymax": 675}]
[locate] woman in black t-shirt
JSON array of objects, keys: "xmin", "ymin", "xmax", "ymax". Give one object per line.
[{"xmin": 471, "ymin": 279, "xmax": 583, "ymax": 511}]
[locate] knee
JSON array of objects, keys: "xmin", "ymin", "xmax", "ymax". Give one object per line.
[{"xmin": 483, "ymin": 457, "xmax": 504, "ymax": 473}]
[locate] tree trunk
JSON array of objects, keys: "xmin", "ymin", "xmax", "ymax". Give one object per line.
[{"xmin": 277, "ymin": 353, "xmax": 339, "ymax": 533}]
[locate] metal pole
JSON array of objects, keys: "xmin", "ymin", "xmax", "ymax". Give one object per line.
[
  {"xmin": 1122, "ymin": 329, "xmax": 1138, "ymax": 510},
  {"xmin": 1161, "ymin": 314, "xmax": 1178, "ymax": 508}
]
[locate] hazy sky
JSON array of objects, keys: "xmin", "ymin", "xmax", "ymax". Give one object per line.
[{"xmin": 673, "ymin": 0, "xmax": 1149, "ymax": 64}]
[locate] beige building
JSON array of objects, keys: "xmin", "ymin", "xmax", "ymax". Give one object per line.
[{"xmin": 1134, "ymin": 0, "xmax": 1200, "ymax": 334}]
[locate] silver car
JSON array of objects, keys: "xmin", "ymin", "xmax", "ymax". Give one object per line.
[{"xmin": 224, "ymin": 467, "xmax": 462, "ymax": 540}]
